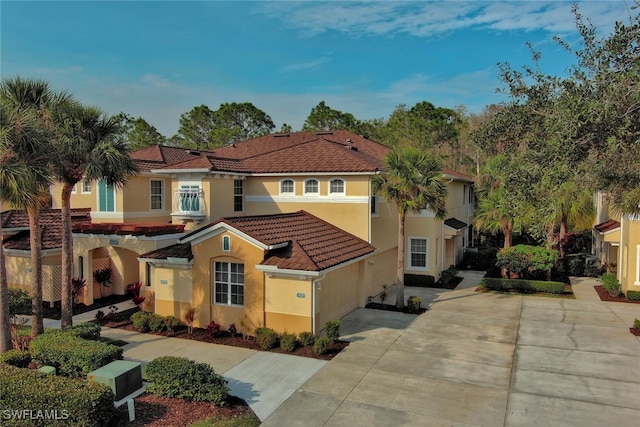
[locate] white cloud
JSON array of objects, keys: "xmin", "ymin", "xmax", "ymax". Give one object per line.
[
  {"xmin": 280, "ymin": 57, "xmax": 332, "ymax": 73},
  {"xmin": 258, "ymin": 1, "xmax": 631, "ymax": 38}
]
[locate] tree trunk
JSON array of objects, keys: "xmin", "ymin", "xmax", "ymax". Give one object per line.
[
  {"xmin": 559, "ymin": 216, "xmax": 568, "ymax": 257},
  {"xmin": 0, "ymin": 220, "xmax": 13, "ymax": 352},
  {"xmin": 28, "ymin": 205, "xmax": 44, "ymax": 338},
  {"xmin": 396, "ymin": 213, "xmax": 405, "ymax": 309},
  {"xmin": 503, "ymin": 221, "xmax": 513, "ymax": 249},
  {"xmin": 61, "ymin": 183, "xmax": 74, "ymax": 328}
]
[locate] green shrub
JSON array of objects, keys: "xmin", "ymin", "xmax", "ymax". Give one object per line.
[
  {"xmin": 164, "ymin": 315, "xmax": 182, "ymax": 332},
  {"xmin": 131, "ymin": 311, "xmax": 151, "ymax": 331},
  {"xmin": 8, "ymin": 288, "xmax": 31, "ymax": 315},
  {"xmin": 280, "ymin": 332, "xmax": 298, "ymax": 352},
  {"xmin": 298, "ymin": 331, "xmax": 315, "ymax": 347},
  {"xmin": 599, "ymin": 272, "xmax": 622, "ymax": 297},
  {"xmin": 324, "ymin": 320, "xmax": 340, "ymax": 342},
  {"xmin": 0, "ymin": 349, "xmax": 31, "ymax": 368},
  {"xmin": 404, "ymin": 274, "xmax": 435, "ymax": 287},
  {"xmin": 460, "ymin": 247, "xmax": 498, "ymax": 270},
  {"xmin": 64, "ymin": 322, "xmax": 101, "ymax": 340},
  {"xmin": 496, "ymin": 245, "xmax": 558, "ymax": 279},
  {"xmin": 439, "ymin": 266, "xmax": 459, "ymax": 286},
  {"xmin": 254, "ymin": 327, "xmax": 279, "ymax": 350},
  {"xmin": 407, "ymin": 296, "xmax": 422, "ymax": 314},
  {"xmin": 30, "ymin": 331, "xmax": 123, "ymax": 377},
  {"xmin": 145, "ymin": 356, "xmax": 229, "ymax": 405},
  {"xmin": 634, "ymin": 319, "xmax": 640, "ymax": 329},
  {"xmin": 0, "ymin": 363, "xmax": 117, "ymax": 427},
  {"xmin": 626, "ymin": 291, "xmax": 640, "ymax": 301},
  {"xmin": 313, "ymin": 336, "xmax": 331, "ymax": 355},
  {"xmin": 147, "ymin": 313, "xmax": 166, "ymax": 333},
  {"xmin": 480, "ymin": 278, "xmax": 566, "ymax": 294},
  {"xmin": 584, "ymin": 263, "xmax": 603, "ymax": 278},
  {"xmin": 568, "ymin": 258, "xmax": 585, "ymax": 276}
]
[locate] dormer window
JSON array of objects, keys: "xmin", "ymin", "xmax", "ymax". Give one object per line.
[
  {"xmin": 304, "ymin": 179, "xmax": 319, "ymax": 195},
  {"xmin": 329, "ymin": 178, "xmax": 345, "ymax": 195},
  {"xmin": 280, "ymin": 179, "xmax": 294, "ymax": 195}
]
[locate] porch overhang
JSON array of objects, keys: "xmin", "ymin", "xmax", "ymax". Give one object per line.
[{"xmin": 444, "ymin": 218, "xmax": 468, "ymax": 239}]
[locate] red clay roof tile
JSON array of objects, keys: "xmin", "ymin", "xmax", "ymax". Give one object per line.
[{"xmin": 594, "ymin": 219, "xmax": 620, "ymax": 233}]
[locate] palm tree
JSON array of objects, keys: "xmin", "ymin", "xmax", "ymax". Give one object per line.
[
  {"xmin": 54, "ymin": 104, "xmax": 138, "ymax": 327},
  {"xmin": 0, "ymin": 79, "xmax": 66, "ymax": 339},
  {"xmin": 474, "ymin": 187, "xmax": 516, "ymax": 249},
  {"xmin": 372, "ymin": 147, "xmax": 447, "ymax": 309}
]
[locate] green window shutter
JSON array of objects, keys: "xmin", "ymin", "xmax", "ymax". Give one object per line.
[{"xmin": 98, "ymin": 180, "xmax": 115, "ymax": 212}]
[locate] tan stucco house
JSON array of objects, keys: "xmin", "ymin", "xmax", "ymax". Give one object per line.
[{"xmin": 2, "ymin": 130, "xmax": 474, "ymax": 333}]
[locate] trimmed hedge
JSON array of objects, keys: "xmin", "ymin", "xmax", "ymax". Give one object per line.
[
  {"xmin": 599, "ymin": 272, "xmax": 622, "ymax": 297},
  {"xmin": 280, "ymin": 332, "xmax": 298, "ymax": 352},
  {"xmin": 0, "ymin": 363, "xmax": 117, "ymax": 427},
  {"xmin": 298, "ymin": 331, "xmax": 315, "ymax": 347},
  {"xmin": 131, "ymin": 311, "xmax": 151, "ymax": 332},
  {"xmin": 30, "ymin": 331, "xmax": 123, "ymax": 377},
  {"xmin": 0, "ymin": 349, "xmax": 31, "ymax": 368},
  {"xmin": 626, "ymin": 290, "xmax": 640, "ymax": 301},
  {"xmin": 145, "ymin": 356, "xmax": 229, "ymax": 405},
  {"xmin": 63, "ymin": 322, "xmax": 101, "ymax": 340},
  {"xmin": 313, "ymin": 336, "xmax": 331, "ymax": 355},
  {"xmin": 404, "ymin": 274, "xmax": 435, "ymax": 287},
  {"xmin": 480, "ymin": 278, "xmax": 566, "ymax": 294}
]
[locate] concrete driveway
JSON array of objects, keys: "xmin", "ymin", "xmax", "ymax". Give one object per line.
[{"xmin": 262, "ymin": 272, "xmax": 640, "ymax": 426}]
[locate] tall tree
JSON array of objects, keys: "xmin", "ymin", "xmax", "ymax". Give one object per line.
[
  {"xmin": 174, "ymin": 105, "xmax": 215, "ymax": 149},
  {"xmin": 372, "ymin": 148, "xmax": 447, "ymax": 309},
  {"xmin": 115, "ymin": 113, "xmax": 166, "ymax": 150},
  {"xmin": 0, "ymin": 77, "xmax": 69, "ymax": 338},
  {"xmin": 210, "ymin": 102, "xmax": 275, "ymax": 145},
  {"xmin": 54, "ymin": 104, "xmax": 138, "ymax": 327},
  {"xmin": 0, "ymin": 104, "xmax": 51, "ymax": 351},
  {"xmin": 302, "ymin": 101, "xmax": 358, "ymax": 132}
]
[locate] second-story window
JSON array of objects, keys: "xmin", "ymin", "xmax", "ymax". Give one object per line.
[
  {"xmin": 82, "ymin": 180, "xmax": 92, "ymax": 194},
  {"xmin": 371, "ymin": 194, "xmax": 378, "ymax": 215},
  {"xmin": 150, "ymin": 180, "xmax": 164, "ymax": 210},
  {"xmin": 304, "ymin": 179, "xmax": 319, "ymax": 195},
  {"xmin": 280, "ymin": 179, "xmax": 294, "ymax": 194},
  {"xmin": 234, "ymin": 180, "xmax": 243, "ymax": 212},
  {"xmin": 329, "ymin": 178, "xmax": 345, "ymax": 195},
  {"xmin": 98, "ymin": 180, "xmax": 115, "ymax": 212}
]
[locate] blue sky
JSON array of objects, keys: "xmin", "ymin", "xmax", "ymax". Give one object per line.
[{"xmin": 1, "ymin": 1, "xmax": 634, "ymax": 137}]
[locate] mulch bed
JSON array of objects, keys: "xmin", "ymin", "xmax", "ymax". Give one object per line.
[
  {"xmin": 475, "ymin": 284, "xmax": 575, "ymax": 298},
  {"xmin": 365, "ymin": 302, "xmax": 427, "ymax": 314},
  {"xmin": 594, "ymin": 285, "xmax": 640, "ymax": 304},
  {"xmin": 630, "ymin": 328, "xmax": 640, "ymax": 337},
  {"xmin": 99, "ymin": 309, "xmax": 349, "ymax": 361},
  {"xmin": 115, "ymin": 394, "xmax": 259, "ymax": 427}
]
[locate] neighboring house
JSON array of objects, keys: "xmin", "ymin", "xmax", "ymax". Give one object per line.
[
  {"xmin": 6, "ymin": 130, "xmax": 474, "ymax": 332},
  {"xmin": 1, "ymin": 209, "xmax": 91, "ymax": 305},
  {"xmin": 593, "ymin": 192, "xmax": 640, "ymax": 296}
]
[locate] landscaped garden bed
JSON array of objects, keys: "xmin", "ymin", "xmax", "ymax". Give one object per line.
[
  {"xmin": 593, "ymin": 285, "xmax": 640, "ymax": 304},
  {"xmin": 97, "ymin": 309, "xmax": 349, "ymax": 361}
]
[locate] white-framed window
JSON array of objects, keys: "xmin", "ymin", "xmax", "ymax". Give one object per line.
[
  {"xmin": 280, "ymin": 179, "xmax": 294, "ymax": 195},
  {"xmin": 222, "ymin": 235, "xmax": 231, "ymax": 252},
  {"xmin": 329, "ymin": 178, "xmax": 345, "ymax": 195},
  {"xmin": 233, "ymin": 180, "xmax": 243, "ymax": 212},
  {"xmin": 213, "ymin": 261, "xmax": 244, "ymax": 306},
  {"xmin": 71, "ymin": 184, "xmax": 78, "ymax": 194},
  {"xmin": 408, "ymin": 237, "xmax": 429, "ymax": 270},
  {"xmin": 371, "ymin": 194, "xmax": 379, "ymax": 215},
  {"xmin": 304, "ymin": 179, "xmax": 319, "ymax": 195},
  {"xmin": 82, "ymin": 180, "xmax": 92, "ymax": 194},
  {"xmin": 150, "ymin": 179, "xmax": 164, "ymax": 210}
]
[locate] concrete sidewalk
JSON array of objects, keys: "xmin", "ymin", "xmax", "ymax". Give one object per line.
[{"xmin": 262, "ymin": 272, "xmax": 640, "ymax": 426}]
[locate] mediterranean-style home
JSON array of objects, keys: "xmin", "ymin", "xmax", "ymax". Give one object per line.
[
  {"xmin": 593, "ymin": 192, "xmax": 640, "ymax": 296},
  {"xmin": 2, "ymin": 130, "xmax": 474, "ymax": 333}
]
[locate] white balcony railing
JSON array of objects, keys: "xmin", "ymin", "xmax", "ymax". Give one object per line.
[{"xmin": 171, "ymin": 188, "xmax": 207, "ymax": 223}]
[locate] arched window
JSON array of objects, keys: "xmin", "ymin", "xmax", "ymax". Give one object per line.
[
  {"xmin": 329, "ymin": 178, "xmax": 345, "ymax": 195},
  {"xmin": 304, "ymin": 179, "xmax": 319, "ymax": 195},
  {"xmin": 280, "ymin": 179, "xmax": 294, "ymax": 194}
]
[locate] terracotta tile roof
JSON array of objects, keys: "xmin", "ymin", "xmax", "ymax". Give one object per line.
[
  {"xmin": 74, "ymin": 223, "xmax": 185, "ymax": 236},
  {"xmin": 1, "ymin": 209, "xmax": 91, "ymax": 251},
  {"xmin": 443, "ymin": 168, "xmax": 474, "ymax": 182},
  {"xmin": 130, "ymin": 146, "xmax": 216, "ymax": 172},
  {"xmin": 444, "ymin": 218, "xmax": 468, "ymax": 230},
  {"xmin": 139, "ymin": 243, "xmax": 193, "ymax": 261},
  {"xmin": 594, "ymin": 219, "xmax": 620, "ymax": 233},
  {"xmin": 222, "ymin": 210, "xmax": 375, "ymax": 271}
]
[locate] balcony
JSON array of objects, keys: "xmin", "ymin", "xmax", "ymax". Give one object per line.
[{"xmin": 171, "ymin": 188, "xmax": 207, "ymax": 224}]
